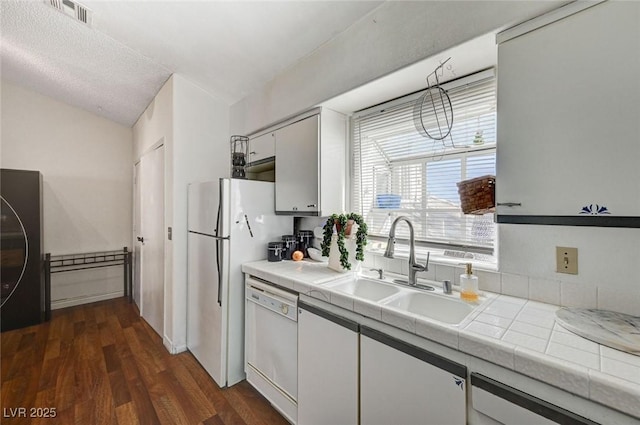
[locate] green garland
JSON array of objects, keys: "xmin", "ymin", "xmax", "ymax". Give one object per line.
[{"xmin": 321, "ymin": 213, "xmax": 368, "ymax": 270}]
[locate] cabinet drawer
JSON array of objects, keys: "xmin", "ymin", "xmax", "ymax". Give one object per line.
[{"xmin": 471, "ymin": 373, "xmax": 598, "ymax": 425}]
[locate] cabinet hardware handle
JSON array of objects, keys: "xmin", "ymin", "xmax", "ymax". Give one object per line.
[
  {"xmin": 307, "ymin": 204, "xmax": 317, "ymax": 208},
  {"xmin": 249, "ymin": 151, "xmax": 256, "ymax": 155},
  {"xmin": 497, "ymin": 202, "xmax": 522, "ymax": 207}
]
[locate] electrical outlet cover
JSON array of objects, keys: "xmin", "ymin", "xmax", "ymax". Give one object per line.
[{"xmin": 556, "ymin": 246, "xmax": 578, "ymax": 274}]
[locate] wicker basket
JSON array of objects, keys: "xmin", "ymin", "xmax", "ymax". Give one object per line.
[{"xmin": 457, "ymin": 175, "xmax": 496, "ymax": 215}]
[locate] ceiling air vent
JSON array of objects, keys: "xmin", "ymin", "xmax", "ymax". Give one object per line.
[{"xmin": 45, "ymin": 0, "xmax": 93, "ymax": 27}]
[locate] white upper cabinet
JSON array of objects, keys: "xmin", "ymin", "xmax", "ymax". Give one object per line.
[
  {"xmin": 275, "ymin": 114, "xmax": 320, "ymax": 214},
  {"xmin": 274, "ymin": 108, "xmax": 347, "ymax": 216},
  {"xmin": 496, "ymin": 1, "xmax": 640, "ymax": 226},
  {"xmin": 247, "ymin": 131, "xmax": 275, "ymax": 165}
]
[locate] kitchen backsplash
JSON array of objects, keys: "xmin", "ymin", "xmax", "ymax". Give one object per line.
[
  {"xmin": 298, "ymin": 217, "xmax": 640, "ymax": 317},
  {"xmin": 361, "ymin": 252, "xmax": 639, "ymax": 317}
]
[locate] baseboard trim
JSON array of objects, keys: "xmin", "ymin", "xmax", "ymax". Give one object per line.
[
  {"xmin": 51, "ymin": 291, "xmax": 124, "ymax": 310},
  {"xmin": 162, "ymin": 335, "xmax": 187, "ymax": 355},
  {"xmin": 173, "ymin": 344, "xmax": 187, "ymax": 354}
]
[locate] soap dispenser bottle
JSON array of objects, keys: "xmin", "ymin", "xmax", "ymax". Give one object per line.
[{"xmin": 460, "ymin": 263, "xmax": 479, "ymax": 302}]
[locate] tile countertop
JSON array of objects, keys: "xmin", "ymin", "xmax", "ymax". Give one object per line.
[{"xmin": 241, "ymin": 260, "xmax": 640, "ymax": 420}]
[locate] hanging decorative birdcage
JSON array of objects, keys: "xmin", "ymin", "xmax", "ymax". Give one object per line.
[{"xmin": 413, "ymin": 57, "xmax": 455, "ymax": 144}]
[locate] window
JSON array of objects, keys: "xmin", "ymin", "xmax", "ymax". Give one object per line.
[{"xmin": 351, "ymin": 70, "xmax": 496, "ymax": 260}]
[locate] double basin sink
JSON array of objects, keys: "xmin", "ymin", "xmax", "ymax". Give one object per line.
[{"xmin": 322, "ymin": 276, "xmax": 479, "ymax": 325}]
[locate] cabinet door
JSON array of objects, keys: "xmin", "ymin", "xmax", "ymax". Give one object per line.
[
  {"xmin": 496, "ymin": 2, "xmax": 640, "ymax": 224},
  {"xmin": 297, "ymin": 302, "xmax": 358, "ymax": 425},
  {"xmin": 275, "ymin": 115, "xmax": 319, "ymax": 214},
  {"xmin": 361, "ymin": 329, "xmax": 467, "ymax": 425},
  {"xmin": 248, "ymin": 132, "xmax": 275, "ymax": 164}
]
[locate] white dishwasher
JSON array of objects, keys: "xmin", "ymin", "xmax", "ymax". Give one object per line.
[{"xmin": 245, "ymin": 277, "xmax": 298, "ymax": 424}]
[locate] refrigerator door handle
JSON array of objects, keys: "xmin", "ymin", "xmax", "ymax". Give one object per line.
[
  {"xmin": 215, "ymin": 238, "xmax": 222, "ymax": 306},
  {"xmin": 215, "ymin": 195, "xmax": 222, "ymax": 237},
  {"xmin": 244, "ymin": 214, "xmax": 254, "ymax": 238},
  {"xmin": 216, "ymin": 178, "xmax": 225, "ymax": 238}
]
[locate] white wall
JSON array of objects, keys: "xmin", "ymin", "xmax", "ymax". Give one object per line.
[
  {"xmin": 1, "ymin": 79, "xmax": 133, "ymax": 308},
  {"xmin": 133, "ymin": 77, "xmax": 173, "ymax": 161},
  {"xmin": 170, "ymin": 74, "xmax": 229, "ymax": 352},
  {"xmin": 229, "ymin": 1, "xmax": 563, "ymax": 135},
  {"xmin": 133, "ymin": 74, "xmax": 229, "ymax": 353}
]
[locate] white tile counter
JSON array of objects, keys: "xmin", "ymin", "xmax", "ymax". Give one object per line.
[{"xmin": 242, "ymin": 260, "xmax": 640, "ymax": 420}]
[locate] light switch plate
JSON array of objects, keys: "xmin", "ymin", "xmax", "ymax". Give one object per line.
[{"xmin": 556, "ymin": 246, "xmax": 578, "ymax": 274}]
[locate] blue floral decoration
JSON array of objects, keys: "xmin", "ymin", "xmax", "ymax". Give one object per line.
[{"xmin": 579, "ymin": 204, "xmax": 610, "ymax": 215}]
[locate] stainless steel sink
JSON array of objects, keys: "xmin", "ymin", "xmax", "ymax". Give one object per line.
[
  {"xmin": 326, "ymin": 277, "xmax": 401, "ymax": 302},
  {"xmin": 383, "ymin": 291, "xmax": 474, "ymax": 325}
]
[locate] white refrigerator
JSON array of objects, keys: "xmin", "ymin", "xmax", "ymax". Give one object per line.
[{"xmin": 187, "ymin": 178, "xmax": 292, "ymax": 387}]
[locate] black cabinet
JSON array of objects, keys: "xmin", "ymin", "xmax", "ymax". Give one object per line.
[{"xmin": 1, "ymin": 169, "xmax": 45, "ymax": 331}]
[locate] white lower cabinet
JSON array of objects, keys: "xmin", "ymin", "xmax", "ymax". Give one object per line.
[
  {"xmin": 360, "ymin": 327, "xmax": 467, "ymax": 425},
  {"xmin": 291, "ymin": 297, "xmax": 626, "ymax": 425},
  {"xmin": 297, "ymin": 301, "xmax": 359, "ymax": 425}
]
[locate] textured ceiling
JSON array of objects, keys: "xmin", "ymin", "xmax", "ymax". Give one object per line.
[{"xmin": 0, "ymin": 0, "xmax": 383, "ymax": 127}]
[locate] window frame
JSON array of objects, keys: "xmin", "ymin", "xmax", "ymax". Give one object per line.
[{"xmin": 348, "ymin": 69, "xmax": 497, "ymax": 259}]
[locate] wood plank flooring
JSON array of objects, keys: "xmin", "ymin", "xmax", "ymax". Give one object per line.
[{"xmin": 1, "ymin": 297, "xmax": 289, "ymax": 425}]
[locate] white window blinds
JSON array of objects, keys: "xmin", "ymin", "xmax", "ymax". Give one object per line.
[{"xmin": 352, "ymin": 72, "xmax": 497, "ymax": 254}]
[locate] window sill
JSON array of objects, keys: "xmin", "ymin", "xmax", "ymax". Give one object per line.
[{"xmin": 365, "ymin": 243, "xmax": 498, "ymax": 272}]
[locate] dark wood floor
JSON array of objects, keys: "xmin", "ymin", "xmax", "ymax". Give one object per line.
[{"xmin": 1, "ymin": 297, "xmax": 289, "ymax": 425}]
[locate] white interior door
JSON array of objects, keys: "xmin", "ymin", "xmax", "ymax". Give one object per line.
[{"xmin": 139, "ymin": 144, "xmax": 165, "ymax": 337}]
